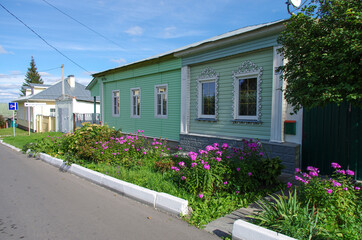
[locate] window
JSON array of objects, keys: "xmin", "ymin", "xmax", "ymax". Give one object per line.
[
  {"xmin": 131, "ymin": 88, "xmax": 140, "ymax": 118},
  {"xmin": 50, "ymin": 108, "xmax": 56, "ymax": 117},
  {"xmin": 232, "ymin": 61, "xmax": 262, "ymax": 121},
  {"xmin": 155, "ymin": 85, "xmax": 168, "ymax": 118},
  {"xmin": 112, "ymin": 90, "xmax": 120, "ymax": 117},
  {"xmin": 197, "ymin": 67, "xmax": 219, "ymax": 119}
]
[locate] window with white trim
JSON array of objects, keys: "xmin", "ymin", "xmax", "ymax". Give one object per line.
[
  {"xmin": 112, "ymin": 90, "xmax": 120, "ymax": 117},
  {"xmin": 232, "ymin": 61, "xmax": 263, "ymax": 121},
  {"xmin": 197, "ymin": 67, "xmax": 219, "ymax": 120},
  {"xmin": 131, "ymin": 88, "xmax": 140, "ymax": 118},
  {"xmin": 155, "ymin": 84, "xmax": 168, "ymax": 118}
]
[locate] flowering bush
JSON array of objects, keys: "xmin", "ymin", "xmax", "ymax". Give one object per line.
[
  {"xmin": 171, "ymin": 139, "xmax": 284, "ymax": 198},
  {"xmin": 255, "ymin": 162, "xmax": 362, "ymax": 239}
]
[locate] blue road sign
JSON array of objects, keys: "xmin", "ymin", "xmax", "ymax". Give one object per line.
[{"xmin": 9, "ymin": 102, "xmax": 18, "ymax": 110}]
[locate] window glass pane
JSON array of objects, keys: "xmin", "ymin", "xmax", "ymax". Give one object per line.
[
  {"xmin": 202, "ymin": 82, "xmax": 215, "ymax": 115},
  {"xmin": 238, "ymin": 78, "xmax": 257, "ymax": 116},
  {"xmin": 162, "ymin": 95, "xmax": 167, "ymax": 115}
]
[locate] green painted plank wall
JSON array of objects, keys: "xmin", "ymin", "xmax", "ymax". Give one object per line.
[
  {"xmin": 89, "ymin": 79, "xmax": 99, "ymax": 97},
  {"xmin": 189, "ymin": 48, "xmax": 274, "ymax": 140},
  {"xmin": 182, "ymin": 34, "xmax": 278, "ymax": 66},
  {"xmin": 102, "ymin": 58, "xmax": 181, "ymax": 141}
]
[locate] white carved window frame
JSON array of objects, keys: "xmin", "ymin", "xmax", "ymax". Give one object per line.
[
  {"xmin": 196, "ymin": 67, "xmax": 219, "ymax": 120},
  {"xmin": 232, "ymin": 61, "xmax": 263, "ymax": 121}
]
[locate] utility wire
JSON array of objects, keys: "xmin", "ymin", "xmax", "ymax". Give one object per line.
[
  {"xmin": 42, "ymin": 0, "xmax": 123, "ymax": 49},
  {"xmin": 0, "ymin": 3, "xmax": 92, "ymax": 74}
]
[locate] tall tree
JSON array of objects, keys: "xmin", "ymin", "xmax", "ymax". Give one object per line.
[
  {"xmin": 278, "ymin": 0, "xmax": 361, "ymax": 113},
  {"xmin": 20, "ymin": 56, "xmax": 43, "ymax": 96}
]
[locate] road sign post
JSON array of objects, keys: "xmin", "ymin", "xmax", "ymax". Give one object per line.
[{"xmin": 8, "ymin": 102, "xmax": 18, "ymax": 137}]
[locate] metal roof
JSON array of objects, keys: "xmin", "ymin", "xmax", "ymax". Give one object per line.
[
  {"xmin": 91, "ymin": 19, "xmax": 287, "ymax": 78},
  {"xmin": 14, "ymin": 80, "xmax": 96, "ymax": 102}
]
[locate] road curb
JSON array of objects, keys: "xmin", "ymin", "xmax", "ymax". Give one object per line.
[
  {"xmin": 36, "ymin": 152, "xmax": 188, "ymax": 216},
  {"xmin": 0, "ymin": 140, "xmax": 21, "ymax": 152},
  {"xmin": 232, "ymin": 220, "xmax": 296, "ymax": 240}
]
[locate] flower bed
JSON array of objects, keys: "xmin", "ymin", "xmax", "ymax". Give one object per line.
[
  {"xmin": 252, "ymin": 163, "xmax": 362, "ymax": 240},
  {"xmin": 24, "ymin": 123, "xmax": 284, "ymax": 227}
]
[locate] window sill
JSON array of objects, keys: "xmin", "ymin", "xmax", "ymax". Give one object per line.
[
  {"xmin": 196, "ymin": 118, "xmax": 217, "ymax": 122},
  {"xmin": 232, "ymin": 119, "xmax": 262, "ymax": 124}
]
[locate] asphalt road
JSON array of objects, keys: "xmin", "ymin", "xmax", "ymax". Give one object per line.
[{"xmin": 0, "ymin": 144, "xmax": 220, "ymax": 240}]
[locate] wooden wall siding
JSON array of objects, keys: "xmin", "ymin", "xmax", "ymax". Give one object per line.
[
  {"xmin": 188, "ymin": 48, "xmax": 273, "ymax": 140},
  {"xmin": 102, "ymin": 58, "xmax": 181, "ymax": 141},
  {"xmin": 182, "ymin": 34, "xmax": 278, "ymax": 66},
  {"xmin": 89, "ymin": 79, "xmax": 99, "ymax": 97}
]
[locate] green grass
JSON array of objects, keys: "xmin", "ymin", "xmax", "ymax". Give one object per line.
[
  {"xmin": 2, "ymin": 129, "xmax": 64, "ymax": 149},
  {"xmin": 0, "ymin": 127, "xmax": 29, "ymax": 138}
]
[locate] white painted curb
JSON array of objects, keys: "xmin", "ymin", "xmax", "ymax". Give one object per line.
[
  {"xmin": 232, "ymin": 220, "xmax": 297, "ymax": 240},
  {"xmin": 123, "ymin": 183, "xmax": 157, "ymax": 207},
  {"xmin": 101, "ymin": 175, "xmax": 129, "ymax": 194},
  {"xmin": 68, "ymin": 164, "xmax": 104, "ymax": 185},
  {"xmin": 0, "ymin": 141, "xmax": 21, "ymax": 152},
  {"xmin": 156, "ymin": 193, "xmax": 189, "ymax": 216}
]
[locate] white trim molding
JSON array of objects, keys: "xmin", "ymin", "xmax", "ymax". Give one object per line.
[
  {"xmin": 232, "ymin": 61, "xmax": 263, "ymax": 122},
  {"xmin": 270, "ymin": 46, "xmax": 284, "ymax": 143},
  {"xmin": 180, "ymin": 66, "xmax": 190, "ymax": 134},
  {"xmin": 196, "ymin": 67, "xmax": 219, "ymax": 120}
]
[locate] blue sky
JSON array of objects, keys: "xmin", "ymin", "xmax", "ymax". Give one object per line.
[{"xmin": 0, "ymin": 0, "xmax": 292, "ymax": 103}]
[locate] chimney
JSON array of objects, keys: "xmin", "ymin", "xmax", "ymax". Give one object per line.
[{"xmin": 67, "ymin": 75, "xmax": 75, "ymax": 88}]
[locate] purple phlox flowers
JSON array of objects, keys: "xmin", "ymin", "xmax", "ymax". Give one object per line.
[
  {"xmin": 248, "ymin": 172, "xmax": 252, "ymax": 176},
  {"xmin": 287, "ymin": 182, "xmax": 292, "ymax": 188},
  {"xmin": 222, "ymin": 143, "xmax": 229, "ymax": 149},
  {"xmin": 181, "ymin": 176, "xmax": 187, "ymax": 180},
  {"xmin": 199, "ymin": 149, "xmax": 208, "ymax": 155},
  {"xmin": 223, "ymin": 181, "xmax": 228, "ymax": 185},
  {"xmin": 191, "ymin": 162, "xmax": 197, "ymax": 167},
  {"xmin": 204, "ymin": 164, "xmax": 210, "ymax": 170},
  {"xmin": 171, "ymin": 166, "xmax": 180, "ymax": 172},
  {"xmin": 215, "ymin": 157, "xmax": 221, "ymax": 162},
  {"xmin": 188, "ymin": 152, "xmax": 198, "ymax": 161},
  {"xmin": 236, "ymin": 168, "xmax": 240, "ymax": 172},
  {"xmin": 216, "ymin": 151, "xmax": 223, "ymax": 156},
  {"xmin": 198, "ymin": 193, "xmax": 204, "ymax": 199},
  {"xmin": 331, "ymin": 162, "xmax": 341, "ymax": 169},
  {"xmin": 346, "ymin": 169, "xmax": 355, "ymax": 176},
  {"xmin": 178, "ymin": 161, "xmax": 185, "ymax": 168},
  {"xmin": 333, "ymin": 181, "xmax": 341, "ymax": 187},
  {"xmin": 337, "ymin": 169, "xmax": 346, "ymax": 175},
  {"xmin": 205, "ymin": 145, "xmax": 215, "ymax": 151},
  {"xmin": 326, "ymin": 189, "xmax": 333, "ymax": 194}
]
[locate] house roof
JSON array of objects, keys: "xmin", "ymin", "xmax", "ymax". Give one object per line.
[
  {"xmin": 14, "ymin": 79, "xmax": 97, "ymax": 103},
  {"xmin": 89, "ymin": 19, "xmax": 287, "ymax": 83}
]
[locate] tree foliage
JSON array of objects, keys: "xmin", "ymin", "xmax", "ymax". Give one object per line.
[
  {"xmin": 278, "ymin": 0, "xmax": 361, "ymax": 112},
  {"xmin": 21, "ymin": 56, "xmax": 43, "ymax": 96}
]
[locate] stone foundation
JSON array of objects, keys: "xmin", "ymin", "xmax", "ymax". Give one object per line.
[{"xmin": 179, "ymin": 133, "xmax": 300, "ymax": 174}]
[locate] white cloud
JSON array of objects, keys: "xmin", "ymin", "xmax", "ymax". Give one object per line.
[
  {"xmin": 0, "ymin": 45, "xmax": 13, "ymax": 55},
  {"xmin": 111, "ymin": 58, "xmax": 127, "ymax": 66},
  {"xmin": 158, "ymin": 26, "xmax": 205, "ymax": 39},
  {"xmin": 125, "ymin": 26, "xmax": 144, "ymax": 36}
]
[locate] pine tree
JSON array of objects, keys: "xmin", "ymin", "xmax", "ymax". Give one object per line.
[{"xmin": 20, "ymin": 56, "xmax": 43, "ymax": 96}]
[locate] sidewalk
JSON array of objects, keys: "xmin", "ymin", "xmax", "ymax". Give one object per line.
[{"xmin": 204, "ymin": 173, "xmax": 297, "ymax": 238}]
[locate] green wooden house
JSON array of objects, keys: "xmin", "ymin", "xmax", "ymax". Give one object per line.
[
  {"xmin": 86, "ymin": 54, "xmax": 182, "ymax": 141},
  {"xmin": 87, "ymin": 19, "xmax": 302, "ymax": 173}
]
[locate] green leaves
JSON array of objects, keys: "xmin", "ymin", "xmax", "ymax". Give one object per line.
[{"xmin": 278, "ymin": 0, "xmax": 362, "ymax": 113}]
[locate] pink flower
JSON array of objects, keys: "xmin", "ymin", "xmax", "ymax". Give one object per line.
[
  {"xmin": 178, "ymin": 161, "xmax": 185, "ymax": 167},
  {"xmin": 248, "ymin": 172, "xmax": 252, "ymax": 176},
  {"xmin": 215, "ymin": 157, "xmax": 221, "ymax": 162},
  {"xmin": 326, "ymin": 189, "xmax": 333, "ymax": 194},
  {"xmin": 198, "ymin": 193, "xmax": 204, "ymax": 199},
  {"xmin": 222, "ymin": 143, "xmax": 229, "ymax": 149},
  {"xmin": 113, "ymin": 153, "xmax": 117, "ymax": 156},
  {"xmin": 101, "ymin": 152, "xmax": 103, "ymax": 154},
  {"xmin": 204, "ymin": 164, "xmax": 210, "ymax": 170},
  {"xmin": 333, "ymin": 181, "xmax": 341, "ymax": 187},
  {"xmin": 143, "ymin": 151, "xmax": 147, "ymax": 154},
  {"xmin": 287, "ymin": 182, "xmax": 292, "ymax": 188},
  {"xmin": 181, "ymin": 176, "xmax": 187, "ymax": 180},
  {"xmin": 223, "ymin": 181, "xmax": 228, "ymax": 185},
  {"xmin": 344, "ymin": 187, "xmax": 348, "ymax": 191},
  {"xmin": 356, "ymin": 187, "xmax": 361, "ymax": 191},
  {"xmin": 205, "ymin": 145, "xmax": 215, "ymax": 151},
  {"xmin": 346, "ymin": 170, "xmax": 355, "ymax": 176},
  {"xmin": 188, "ymin": 152, "xmax": 198, "ymax": 161},
  {"xmin": 124, "ymin": 148, "xmax": 129, "ymax": 152},
  {"xmin": 191, "ymin": 162, "xmax": 197, "ymax": 167},
  {"xmin": 174, "ymin": 154, "xmax": 178, "ymax": 158},
  {"xmin": 331, "ymin": 162, "xmax": 341, "ymax": 169},
  {"xmin": 236, "ymin": 168, "xmax": 240, "ymax": 172},
  {"xmin": 216, "ymin": 151, "xmax": 222, "ymax": 156},
  {"xmin": 337, "ymin": 169, "xmax": 346, "ymax": 175}
]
